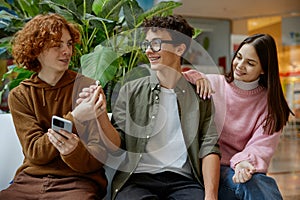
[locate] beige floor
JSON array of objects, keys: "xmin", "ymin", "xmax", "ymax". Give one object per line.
[{"xmin": 268, "ymin": 129, "xmax": 300, "ymax": 200}]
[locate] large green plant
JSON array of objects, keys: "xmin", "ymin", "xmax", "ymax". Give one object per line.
[
  {"xmin": 42, "ymin": 0, "xmax": 182, "ymax": 88},
  {"xmin": 0, "ymin": 0, "xmax": 182, "ymax": 111},
  {"xmin": 78, "ymin": 0, "xmax": 183, "ymax": 110}
]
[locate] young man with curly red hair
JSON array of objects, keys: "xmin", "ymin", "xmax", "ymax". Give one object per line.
[{"xmin": 0, "ymin": 13, "xmax": 120, "ymax": 199}]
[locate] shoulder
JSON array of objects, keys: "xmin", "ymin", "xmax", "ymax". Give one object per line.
[
  {"xmin": 206, "ymin": 74, "xmax": 225, "ymax": 83},
  {"xmin": 122, "ymin": 75, "xmax": 151, "ymax": 91},
  {"xmin": 70, "ymin": 71, "xmax": 96, "ymax": 89},
  {"xmin": 9, "ymin": 84, "xmax": 26, "ymax": 97},
  {"xmin": 8, "ymin": 83, "xmax": 29, "ymax": 108},
  {"xmin": 69, "ymin": 70, "xmax": 91, "ymax": 83}
]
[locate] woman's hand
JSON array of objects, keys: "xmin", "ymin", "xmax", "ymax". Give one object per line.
[
  {"xmin": 76, "ymin": 84, "xmax": 97, "ymax": 105},
  {"xmin": 232, "ymin": 160, "xmax": 256, "ymax": 183},
  {"xmin": 47, "ymin": 129, "xmax": 79, "ymax": 155},
  {"xmin": 195, "ymin": 78, "xmax": 214, "ymax": 100},
  {"xmin": 72, "ymin": 85, "xmax": 107, "ymax": 122}
]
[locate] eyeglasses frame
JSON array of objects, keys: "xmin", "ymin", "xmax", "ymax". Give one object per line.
[{"xmin": 141, "ymin": 38, "xmax": 178, "ymax": 52}]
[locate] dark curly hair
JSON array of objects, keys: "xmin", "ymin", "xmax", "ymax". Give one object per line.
[
  {"xmin": 142, "ymin": 15, "xmax": 194, "ymax": 55},
  {"xmin": 11, "ymin": 13, "xmax": 81, "ymax": 72}
]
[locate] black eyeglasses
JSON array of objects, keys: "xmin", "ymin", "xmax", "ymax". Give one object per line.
[{"xmin": 141, "ymin": 38, "xmax": 176, "ymax": 52}]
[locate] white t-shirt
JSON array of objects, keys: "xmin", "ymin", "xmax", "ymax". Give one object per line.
[{"xmin": 135, "ymin": 87, "xmax": 192, "ymax": 177}]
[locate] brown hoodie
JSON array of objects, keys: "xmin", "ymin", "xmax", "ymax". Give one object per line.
[{"xmin": 8, "ymin": 70, "xmax": 107, "ymax": 191}]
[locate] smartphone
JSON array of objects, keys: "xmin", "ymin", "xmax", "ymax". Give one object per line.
[{"xmin": 51, "ymin": 115, "xmax": 73, "ymax": 133}]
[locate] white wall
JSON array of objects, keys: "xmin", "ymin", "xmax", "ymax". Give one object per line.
[{"xmin": 185, "ymin": 17, "xmax": 231, "ymax": 72}]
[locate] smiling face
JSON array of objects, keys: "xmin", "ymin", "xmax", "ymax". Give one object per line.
[
  {"xmin": 38, "ymin": 28, "xmax": 73, "ymax": 75},
  {"xmin": 233, "ymin": 44, "xmax": 264, "ymax": 82},
  {"xmin": 145, "ymin": 29, "xmax": 184, "ymax": 73}
]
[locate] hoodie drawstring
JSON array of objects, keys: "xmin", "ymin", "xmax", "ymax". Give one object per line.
[
  {"xmin": 55, "ymin": 88, "xmax": 61, "ymax": 101},
  {"xmin": 42, "ymin": 88, "xmax": 46, "ymax": 107}
]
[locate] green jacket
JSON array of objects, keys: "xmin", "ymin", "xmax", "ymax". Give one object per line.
[{"xmin": 111, "ymin": 70, "xmax": 220, "ymax": 199}]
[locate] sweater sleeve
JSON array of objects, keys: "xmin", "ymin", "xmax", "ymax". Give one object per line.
[
  {"xmin": 182, "ymin": 69, "xmax": 205, "ymax": 84},
  {"xmin": 230, "ymin": 126, "xmax": 282, "ymax": 173}
]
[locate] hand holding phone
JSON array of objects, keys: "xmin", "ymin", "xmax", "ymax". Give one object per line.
[{"xmin": 52, "ymin": 116, "xmax": 73, "ymax": 133}]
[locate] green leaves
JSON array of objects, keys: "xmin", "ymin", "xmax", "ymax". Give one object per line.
[
  {"xmin": 16, "ymin": 0, "xmax": 41, "ymax": 17},
  {"xmin": 2, "ymin": 65, "xmax": 34, "ymax": 90},
  {"xmin": 137, "ymin": 1, "xmax": 182, "ymax": 27},
  {"xmin": 123, "ymin": 0, "xmax": 143, "ymax": 29},
  {"xmin": 0, "ymin": 0, "xmax": 182, "ymax": 112},
  {"xmin": 92, "ymin": 0, "xmax": 106, "ymax": 16},
  {"xmin": 0, "ymin": 36, "xmax": 13, "ymax": 57},
  {"xmin": 79, "ymin": 0, "xmax": 183, "ymax": 88},
  {"xmin": 81, "ymin": 45, "xmax": 118, "ymax": 87},
  {"xmin": 40, "ymin": 0, "xmax": 80, "ymax": 21},
  {"xmin": 98, "ymin": 0, "xmax": 124, "ymax": 20}
]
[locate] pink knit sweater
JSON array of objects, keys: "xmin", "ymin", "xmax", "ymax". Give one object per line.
[{"xmin": 183, "ymin": 71, "xmax": 281, "ymax": 173}]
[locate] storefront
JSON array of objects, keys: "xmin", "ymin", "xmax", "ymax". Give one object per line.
[{"xmin": 247, "ymin": 15, "xmax": 300, "ymax": 135}]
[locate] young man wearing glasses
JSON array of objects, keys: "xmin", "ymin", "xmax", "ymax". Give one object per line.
[{"xmin": 108, "ymin": 15, "xmax": 221, "ymax": 200}]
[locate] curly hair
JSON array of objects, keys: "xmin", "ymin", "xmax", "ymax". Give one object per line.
[
  {"xmin": 11, "ymin": 13, "xmax": 81, "ymax": 72},
  {"xmin": 142, "ymin": 15, "xmax": 194, "ymax": 52}
]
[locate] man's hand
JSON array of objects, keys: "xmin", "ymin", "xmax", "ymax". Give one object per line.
[{"xmin": 47, "ymin": 129, "xmax": 79, "ymax": 155}]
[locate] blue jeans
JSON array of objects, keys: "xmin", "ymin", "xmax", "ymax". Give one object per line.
[
  {"xmin": 115, "ymin": 171, "xmax": 204, "ymax": 200},
  {"xmin": 219, "ymin": 165, "xmax": 283, "ymax": 200}
]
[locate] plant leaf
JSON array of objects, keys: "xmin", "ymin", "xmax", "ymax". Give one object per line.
[
  {"xmin": 100, "ymin": 0, "xmax": 125, "ymax": 20},
  {"xmin": 80, "ymin": 45, "xmax": 118, "ymax": 87},
  {"xmin": 123, "ymin": 0, "xmax": 143, "ymax": 29},
  {"xmin": 1, "ymin": 65, "xmax": 34, "ymax": 90},
  {"xmin": 193, "ymin": 28, "xmax": 202, "ymax": 39},
  {"xmin": 92, "ymin": 0, "xmax": 108, "ymax": 16},
  {"xmin": 17, "ymin": 0, "xmax": 40, "ymax": 17},
  {"xmin": 0, "ymin": 0, "xmax": 13, "ymax": 10},
  {"xmin": 136, "ymin": 1, "xmax": 182, "ymax": 27},
  {"xmin": 40, "ymin": 0, "xmax": 82, "ymax": 21}
]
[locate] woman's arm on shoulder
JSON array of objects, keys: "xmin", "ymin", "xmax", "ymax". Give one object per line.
[{"xmin": 182, "ymin": 69, "xmax": 214, "ymax": 99}]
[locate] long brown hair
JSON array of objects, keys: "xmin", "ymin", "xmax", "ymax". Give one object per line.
[{"xmin": 225, "ymin": 33, "xmax": 293, "ymax": 134}]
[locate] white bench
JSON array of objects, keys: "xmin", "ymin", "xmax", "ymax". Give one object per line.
[{"xmin": 0, "ymin": 113, "xmax": 24, "ymax": 191}]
